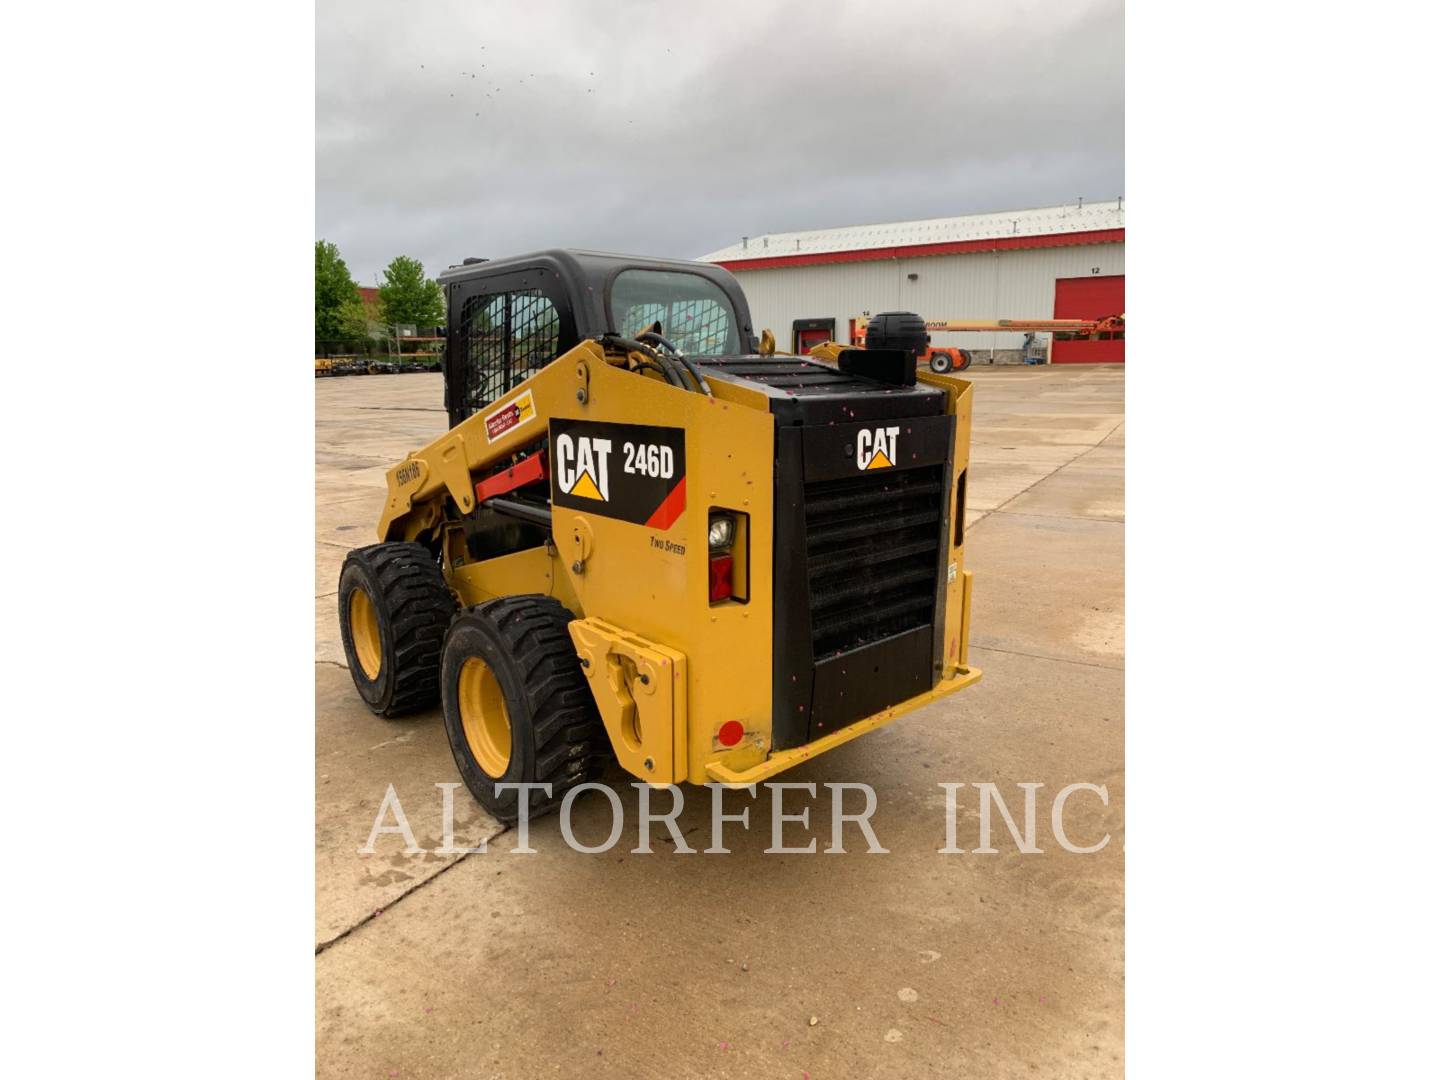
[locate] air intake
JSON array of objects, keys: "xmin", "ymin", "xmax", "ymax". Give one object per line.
[{"xmin": 864, "ymin": 311, "xmax": 929, "ymax": 358}]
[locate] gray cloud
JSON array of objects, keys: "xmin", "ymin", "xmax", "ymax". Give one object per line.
[{"xmin": 317, "ymin": 0, "xmax": 1123, "ymax": 283}]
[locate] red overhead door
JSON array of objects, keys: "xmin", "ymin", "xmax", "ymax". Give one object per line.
[
  {"xmin": 795, "ymin": 327, "xmax": 830, "ymax": 355},
  {"xmin": 1052, "ymin": 275, "xmax": 1125, "ymax": 364}
]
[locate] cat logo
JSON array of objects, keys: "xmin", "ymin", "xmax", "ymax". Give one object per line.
[
  {"xmin": 856, "ymin": 425, "xmax": 899, "ymax": 471},
  {"xmin": 555, "ymin": 432, "xmax": 611, "ymax": 501},
  {"xmin": 550, "ymin": 419, "xmax": 686, "ymax": 527}
]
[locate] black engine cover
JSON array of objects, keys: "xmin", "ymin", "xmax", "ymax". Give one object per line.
[{"xmin": 700, "ymin": 356, "xmax": 957, "ymax": 749}]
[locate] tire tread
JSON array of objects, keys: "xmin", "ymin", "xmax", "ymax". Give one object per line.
[
  {"xmin": 452, "ymin": 595, "xmax": 608, "ymax": 816},
  {"xmin": 340, "ymin": 542, "xmax": 455, "ymax": 716}
]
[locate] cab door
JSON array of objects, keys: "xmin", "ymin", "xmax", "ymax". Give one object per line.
[{"xmin": 445, "ymin": 268, "xmax": 578, "ymax": 428}]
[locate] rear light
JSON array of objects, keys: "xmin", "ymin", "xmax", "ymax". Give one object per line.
[
  {"xmin": 708, "ymin": 515, "xmax": 735, "ymax": 550},
  {"xmin": 717, "ymin": 720, "xmax": 745, "ymax": 747},
  {"xmin": 708, "ymin": 554, "xmax": 733, "ymax": 602},
  {"xmin": 707, "ymin": 508, "xmax": 747, "ymax": 605}
]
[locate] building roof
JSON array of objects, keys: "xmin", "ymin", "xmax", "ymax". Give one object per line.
[{"xmin": 699, "ymin": 199, "xmax": 1124, "ymax": 271}]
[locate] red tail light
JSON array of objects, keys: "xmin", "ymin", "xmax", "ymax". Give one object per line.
[{"xmin": 708, "ymin": 554, "xmax": 733, "ymax": 602}]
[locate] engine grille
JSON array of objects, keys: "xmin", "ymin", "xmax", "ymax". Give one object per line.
[{"xmin": 805, "ymin": 465, "xmax": 943, "ymax": 657}]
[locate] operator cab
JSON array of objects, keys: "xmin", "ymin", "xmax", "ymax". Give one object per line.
[{"xmin": 438, "ymin": 249, "xmax": 757, "ymax": 430}]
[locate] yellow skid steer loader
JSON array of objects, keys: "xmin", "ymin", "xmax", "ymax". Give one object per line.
[{"xmin": 338, "ymin": 250, "xmax": 979, "ymax": 822}]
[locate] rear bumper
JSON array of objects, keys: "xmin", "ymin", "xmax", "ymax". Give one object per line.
[{"xmin": 704, "ymin": 665, "xmax": 982, "ymax": 786}]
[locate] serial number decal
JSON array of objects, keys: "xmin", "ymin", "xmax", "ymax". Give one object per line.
[
  {"xmin": 395, "ymin": 461, "xmax": 422, "ymax": 486},
  {"xmin": 550, "ymin": 419, "xmax": 687, "ymax": 529},
  {"xmin": 483, "ymin": 389, "xmax": 537, "ymax": 443}
]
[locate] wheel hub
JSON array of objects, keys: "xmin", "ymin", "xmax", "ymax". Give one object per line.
[
  {"xmin": 458, "ymin": 656, "xmax": 512, "ymax": 778},
  {"xmin": 348, "ymin": 588, "xmax": 383, "ymax": 680}
]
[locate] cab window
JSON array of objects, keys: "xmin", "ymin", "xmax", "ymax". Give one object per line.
[{"xmin": 610, "ymin": 270, "xmax": 740, "ymax": 357}]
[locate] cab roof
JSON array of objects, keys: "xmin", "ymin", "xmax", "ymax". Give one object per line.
[
  {"xmin": 436, "ymin": 248, "xmax": 755, "ymax": 350},
  {"xmin": 438, "ymin": 248, "xmax": 739, "ymax": 290}
]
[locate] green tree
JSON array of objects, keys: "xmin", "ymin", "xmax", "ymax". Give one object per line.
[
  {"xmin": 315, "ymin": 240, "xmax": 361, "ymax": 344},
  {"xmin": 378, "ymin": 255, "xmax": 446, "ymax": 330},
  {"xmin": 339, "ymin": 292, "xmax": 375, "ymax": 347}
]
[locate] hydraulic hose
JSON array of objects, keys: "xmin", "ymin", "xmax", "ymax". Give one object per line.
[
  {"xmin": 638, "ymin": 330, "xmax": 712, "ymax": 396},
  {"xmin": 674, "ymin": 353, "xmax": 712, "ymax": 396},
  {"xmin": 632, "ymin": 357, "xmax": 676, "ymax": 383},
  {"xmin": 637, "ymin": 329, "xmax": 681, "ymax": 354},
  {"xmin": 597, "ymin": 334, "xmax": 688, "ymax": 390}
]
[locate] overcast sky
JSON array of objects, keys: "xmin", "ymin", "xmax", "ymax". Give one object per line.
[{"xmin": 317, "ymin": 0, "xmax": 1123, "ymax": 284}]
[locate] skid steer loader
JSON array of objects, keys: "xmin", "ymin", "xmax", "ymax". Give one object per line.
[{"xmin": 337, "ymin": 250, "xmax": 980, "ymax": 822}]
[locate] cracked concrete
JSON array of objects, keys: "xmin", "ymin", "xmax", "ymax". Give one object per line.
[{"xmin": 314, "ymin": 365, "xmax": 1124, "ymax": 1077}]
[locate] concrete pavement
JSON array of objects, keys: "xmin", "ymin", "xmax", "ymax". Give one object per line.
[{"xmin": 315, "ymin": 365, "xmax": 1124, "ymax": 1078}]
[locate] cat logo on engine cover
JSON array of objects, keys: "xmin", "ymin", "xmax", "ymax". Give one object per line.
[
  {"xmin": 856, "ymin": 425, "xmax": 899, "ymax": 470},
  {"xmin": 551, "ymin": 419, "xmax": 687, "ymax": 529}
]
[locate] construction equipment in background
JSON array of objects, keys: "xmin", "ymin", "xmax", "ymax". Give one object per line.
[
  {"xmin": 315, "ymin": 355, "xmax": 443, "ymax": 377},
  {"xmin": 337, "ymin": 250, "xmax": 980, "ymax": 823},
  {"xmin": 849, "ymin": 313, "xmax": 1126, "ymax": 373},
  {"xmin": 316, "ymin": 323, "xmax": 446, "ymax": 377}
]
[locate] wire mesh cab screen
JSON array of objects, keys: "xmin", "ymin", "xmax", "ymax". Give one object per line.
[
  {"xmin": 457, "ymin": 287, "xmax": 561, "ymax": 419},
  {"xmin": 610, "ymin": 270, "xmax": 740, "ymax": 357}
]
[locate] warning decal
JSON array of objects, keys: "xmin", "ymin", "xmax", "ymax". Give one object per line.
[
  {"xmin": 550, "ymin": 419, "xmax": 687, "ymax": 529},
  {"xmin": 484, "ymin": 389, "xmax": 538, "ymax": 443}
]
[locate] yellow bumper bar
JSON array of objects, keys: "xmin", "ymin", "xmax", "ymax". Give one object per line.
[{"xmin": 704, "ymin": 666, "xmax": 983, "ymax": 786}]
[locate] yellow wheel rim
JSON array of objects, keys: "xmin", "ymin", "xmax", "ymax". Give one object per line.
[
  {"xmin": 458, "ymin": 656, "xmax": 512, "ymax": 778},
  {"xmin": 348, "ymin": 588, "xmax": 383, "ymax": 680}
]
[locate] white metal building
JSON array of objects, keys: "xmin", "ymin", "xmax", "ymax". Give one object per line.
[{"xmin": 698, "ymin": 200, "xmax": 1125, "ymax": 364}]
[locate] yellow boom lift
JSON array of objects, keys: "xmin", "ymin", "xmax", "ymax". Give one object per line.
[{"xmin": 845, "ymin": 313, "xmax": 1126, "ymax": 372}]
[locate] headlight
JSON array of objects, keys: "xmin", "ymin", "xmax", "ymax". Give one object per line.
[{"xmin": 708, "ymin": 515, "xmax": 735, "ymax": 551}]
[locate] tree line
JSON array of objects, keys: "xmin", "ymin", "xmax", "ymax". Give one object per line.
[{"xmin": 315, "ymin": 241, "xmax": 446, "ymax": 352}]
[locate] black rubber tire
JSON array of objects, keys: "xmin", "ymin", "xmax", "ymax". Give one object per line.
[
  {"xmin": 954, "ymin": 348, "xmax": 973, "ymax": 372},
  {"xmin": 929, "ymin": 350, "xmax": 954, "ymax": 374},
  {"xmin": 338, "ymin": 542, "xmax": 456, "ymax": 717},
  {"xmin": 441, "ymin": 596, "xmax": 608, "ymax": 824}
]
